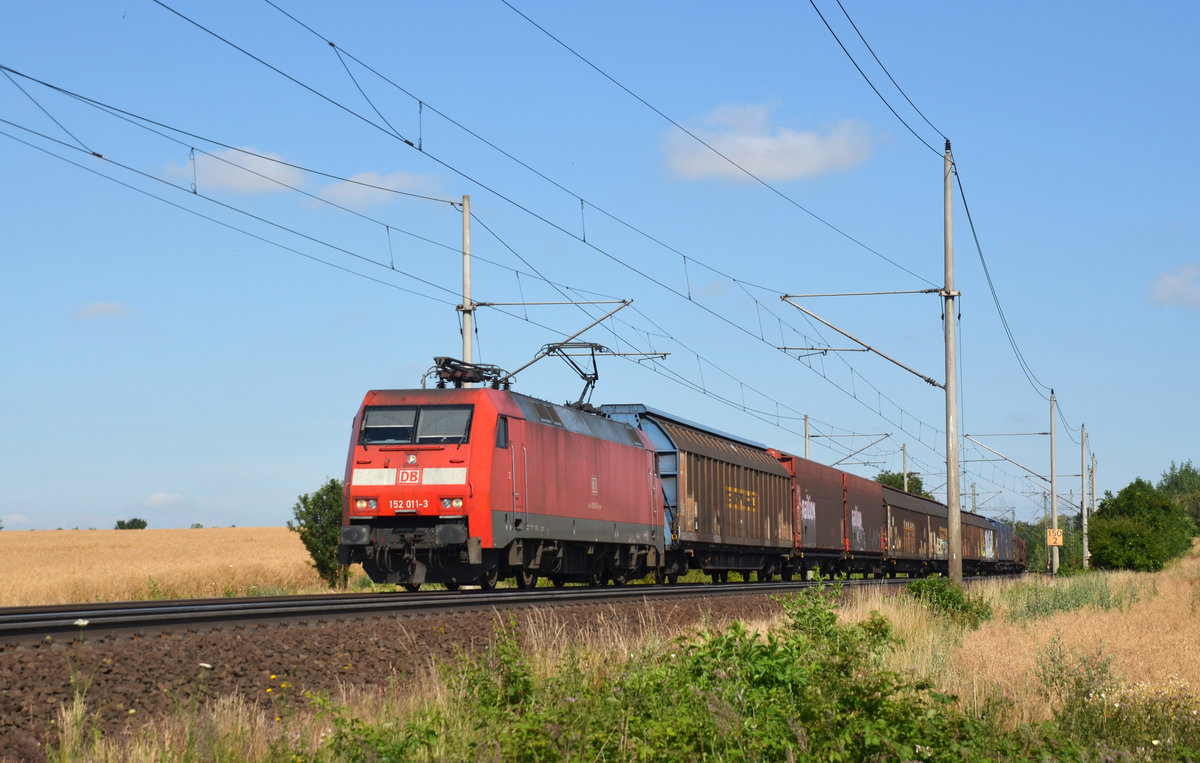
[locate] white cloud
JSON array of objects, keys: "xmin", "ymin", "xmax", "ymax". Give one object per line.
[
  {"xmin": 3, "ymin": 514, "xmax": 30, "ymax": 528},
  {"xmin": 141, "ymin": 492, "xmax": 188, "ymax": 509},
  {"xmin": 166, "ymin": 147, "xmax": 306, "ymax": 194},
  {"xmin": 72, "ymin": 302, "xmax": 131, "ymax": 319},
  {"xmin": 665, "ymin": 104, "xmax": 874, "ymax": 181},
  {"xmin": 316, "ymin": 171, "xmax": 443, "ymax": 210},
  {"xmin": 1149, "ymin": 263, "xmax": 1200, "ymax": 308}
]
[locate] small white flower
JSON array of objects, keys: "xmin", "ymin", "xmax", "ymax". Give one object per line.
[
  {"xmin": 1152, "ymin": 740, "xmax": 1161, "ymax": 746},
  {"xmin": 74, "ymin": 619, "xmax": 89, "ymax": 628}
]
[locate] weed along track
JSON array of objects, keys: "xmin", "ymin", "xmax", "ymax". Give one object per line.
[{"xmin": 0, "ymin": 582, "xmax": 831, "ymax": 758}]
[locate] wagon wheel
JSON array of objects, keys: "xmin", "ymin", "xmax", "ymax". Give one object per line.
[
  {"xmin": 667, "ymin": 572, "xmax": 679, "ymax": 585},
  {"xmin": 610, "ymin": 572, "xmax": 628, "ymax": 587},
  {"xmin": 551, "ymin": 576, "xmax": 566, "ymax": 588},
  {"xmin": 780, "ymin": 566, "xmax": 793, "ymax": 582},
  {"xmin": 588, "ymin": 568, "xmax": 606, "ymax": 587},
  {"xmin": 515, "ymin": 568, "xmax": 539, "ymax": 590},
  {"xmin": 654, "ymin": 568, "xmax": 666, "ymax": 585},
  {"xmin": 444, "ymin": 580, "xmax": 461, "ymax": 591},
  {"xmin": 402, "ymin": 583, "xmax": 421, "ymax": 593},
  {"xmin": 477, "ymin": 566, "xmax": 499, "ymax": 591},
  {"xmin": 759, "ymin": 567, "xmax": 773, "ymax": 583}
]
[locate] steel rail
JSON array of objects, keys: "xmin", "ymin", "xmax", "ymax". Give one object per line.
[{"xmin": 0, "ymin": 577, "xmax": 906, "ymax": 646}]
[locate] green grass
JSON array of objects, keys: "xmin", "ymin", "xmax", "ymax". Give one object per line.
[{"xmin": 1003, "ymin": 573, "xmax": 1148, "ymax": 622}]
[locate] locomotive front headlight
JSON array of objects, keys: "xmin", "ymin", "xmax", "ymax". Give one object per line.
[
  {"xmin": 367, "ymin": 499, "xmax": 378, "ymax": 509},
  {"xmin": 441, "ymin": 498, "xmax": 452, "ymax": 509},
  {"xmin": 355, "ymin": 499, "xmax": 367, "ymax": 511},
  {"xmin": 451, "ymin": 498, "xmax": 463, "ymax": 509}
]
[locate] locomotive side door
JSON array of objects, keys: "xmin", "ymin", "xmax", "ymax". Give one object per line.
[
  {"xmin": 492, "ymin": 415, "xmax": 527, "ymax": 533},
  {"xmin": 508, "ymin": 417, "xmax": 528, "ymax": 529}
]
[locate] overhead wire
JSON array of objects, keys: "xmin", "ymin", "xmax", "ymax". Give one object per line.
[
  {"xmin": 0, "ymin": 124, "xmax": 456, "ymax": 306},
  {"xmin": 495, "ymin": 0, "xmax": 938, "ymax": 288},
  {"xmin": 8, "ymin": 3, "xmax": 961, "ymax": 473},
  {"xmin": 161, "ymin": 0, "xmax": 953, "ymax": 457},
  {"xmin": 833, "ymin": 0, "xmax": 945, "ymax": 141},
  {"xmin": 807, "ymin": 0, "xmax": 941, "ymax": 157},
  {"xmin": 259, "ymin": 2, "xmax": 963, "ymax": 463}
]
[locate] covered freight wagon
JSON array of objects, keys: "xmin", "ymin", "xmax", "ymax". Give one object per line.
[
  {"xmin": 773, "ymin": 450, "xmax": 887, "ymax": 577},
  {"xmin": 602, "ymin": 404, "xmax": 792, "ymax": 581}
]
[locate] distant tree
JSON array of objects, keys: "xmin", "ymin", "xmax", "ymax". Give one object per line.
[
  {"xmin": 1090, "ymin": 478, "xmax": 1196, "ymax": 572},
  {"xmin": 1158, "ymin": 460, "xmax": 1200, "ymax": 528},
  {"xmin": 874, "ymin": 470, "xmax": 935, "ymax": 500},
  {"xmin": 190, "ymin": 523, "xmax": 204, "ymax": 529},
  {"xmin": 288, "ymin": 478, "xmax": 348, "ymax": 589},
  {"xmin": 115, "ymin": 517, "xmax": 148, "ymax": 530}
]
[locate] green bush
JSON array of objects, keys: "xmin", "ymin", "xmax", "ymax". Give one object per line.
[
  {"xmin": 904, "ymin": 575, "xmax": 993, "ymax": 629},
  {"xmin": 1091, "ymin": 478, "xmax": 1196, "ymax": 572},
  {"xmin": 288, "ymin": 478, "xmax": 348, "ymax": 588},
  {"xmin": 308, "ymin": 585, "xmax": 1036, "ymax": 761}
]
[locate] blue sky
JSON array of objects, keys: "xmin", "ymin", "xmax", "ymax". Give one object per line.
[{"xmin": 2, "ymin": 1, "xmax": 1197, "ymax": 530}]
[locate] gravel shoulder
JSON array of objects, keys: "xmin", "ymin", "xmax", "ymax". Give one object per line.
[{"xmin": 0, "ymin": 591, "xmax": 781, "ymax": 761}]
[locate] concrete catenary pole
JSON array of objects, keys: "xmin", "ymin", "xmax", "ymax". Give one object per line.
[
  {"xmin": 944, "ymin": 140, "xmax": 962, "ymax": 584},
  {"xmin": 461, "ymin": 195, "xmax": 474, "ymax": 377},
  {"xmin": 804, "ymin": 415, "xmax": 810, "ymax": 460},
  {"xmin": 1081, "ymin": 425, "xmax": 1088, "ymax": 570},
  {"xmin": 1088, "ymin": 452, "xmax": 1096, "ymax": 569},
  {"xmin": 1050, "ymin": 391, "xmax": 1059, "ymax": 574},
  {"xmin": 902, "ymin": 443, "xmax": 908, "ymax": 493}
]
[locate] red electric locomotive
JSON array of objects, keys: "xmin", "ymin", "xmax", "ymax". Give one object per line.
[{"xmin": 337, "ymin": 384, "xmax": 662, "ymax": 590}]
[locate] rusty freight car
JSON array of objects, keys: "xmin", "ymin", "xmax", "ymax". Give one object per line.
[{"xmin": 602, "ymin": 405, "xmax": 793, "ymax": 582}]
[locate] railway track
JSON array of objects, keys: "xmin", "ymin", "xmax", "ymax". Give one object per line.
[{"xmin": 0, "ymin": 577, "xmax": 904, "ymax": 646}]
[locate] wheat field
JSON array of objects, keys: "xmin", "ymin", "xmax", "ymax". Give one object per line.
[{"xmin": 0, "ymin": 527, "xmax": 327, "ymax": 606}]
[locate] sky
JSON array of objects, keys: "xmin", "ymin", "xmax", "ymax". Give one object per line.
[{"xmin": 2, "ymin": 1, "xmax": 1197, "ymax": 530}]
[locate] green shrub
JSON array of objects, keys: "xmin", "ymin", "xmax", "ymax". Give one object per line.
[
  {"xmin": 308, "ymin": 585, "xmax": 1034, "ymax": 761},
  {"xmin": 904, "ymin": 575, "xmax": 993, "ymax": 629},
  {"xmin": 288, "ymin": 478, "xmax": 348, "ymax": 588}
]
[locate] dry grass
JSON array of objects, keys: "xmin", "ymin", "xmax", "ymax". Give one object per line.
[
  {"xmin": 838, "ymin": 546, "xmax": 1200, "ymax": 725},
  {"xmin": 953, "ymin": 558, "xmax": 1200, "ymax": 722},
  {"xmin": 0, "ymin": 527, "xmax": 326, "ymax": 606}
]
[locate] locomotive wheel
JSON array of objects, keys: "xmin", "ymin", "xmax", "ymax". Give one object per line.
[
  {"xmin": 403, "ymin": 583, "xmax": 421, "ymax": 593},
  {"xmin": 780, "ymin": 567, "xmax": 793, "ymax": 582},
  {"xmin": 759, "ymin": 568, "xmax": 773, "ymax": 583},
  {"xmin": 477, "ymin": 567, "xmax": 499, "ymax": 591},
  {"xmin": 515, "ymin": 569, "xmax": 538, "ymax": 590}
]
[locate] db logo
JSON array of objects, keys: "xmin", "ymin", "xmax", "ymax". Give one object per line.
[{"xmin": 398, "ymin": 469, "xmax": 421, "ymax": 484}]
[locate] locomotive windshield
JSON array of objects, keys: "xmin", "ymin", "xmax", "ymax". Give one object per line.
[{"xmin": 360, "ymin": 405, "xmax": 473, "ymax": 445}]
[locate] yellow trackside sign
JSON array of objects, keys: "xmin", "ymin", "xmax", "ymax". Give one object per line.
[{"xmin": 1046, "ymin": 528, "xmax": 1064, "ymax": 547}]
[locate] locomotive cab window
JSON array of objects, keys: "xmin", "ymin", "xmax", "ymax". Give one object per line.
[
  {"xmin": 495, "ymin": 416, "xmax": 509, "ymax": 448},
  {"xmin": 416, "ymin": 406, "xmax": 473, "ymax": 444},
  {"xmin": 360, "ymin": 405, "xmax": 473, "ymax": 446},
  {"xmin": 360, "ymin": 407, "xmax": 416, "ymax": 445}
]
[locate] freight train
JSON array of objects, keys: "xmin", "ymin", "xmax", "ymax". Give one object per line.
[{"xmin": 337, "ymin": 369, "xmax": 1026, "ymax": 590}]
